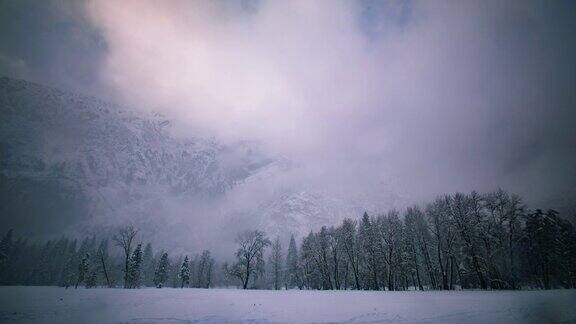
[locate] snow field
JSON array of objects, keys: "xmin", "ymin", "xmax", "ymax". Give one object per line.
[{"xmin": 1, "ymin": 286, "xmax": 575, "ymax": 323}]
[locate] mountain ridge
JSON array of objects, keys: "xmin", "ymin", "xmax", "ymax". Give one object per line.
[{"xmin": 0, "ymin": 76, "xmax": 364, "ymax": 254}]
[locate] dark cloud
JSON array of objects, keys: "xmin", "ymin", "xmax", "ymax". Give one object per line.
[{"xmin": 0, "ymin": 0, "xmax": 105, "ymax": 92}]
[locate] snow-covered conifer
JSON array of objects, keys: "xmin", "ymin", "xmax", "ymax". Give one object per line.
[
  {"xmin": 154, "ymin": 252, "xmax": 169, "ymax": 288},
  {"xmin": 179, "ymin": 256, "xmax": 191, "ymax": 288}
]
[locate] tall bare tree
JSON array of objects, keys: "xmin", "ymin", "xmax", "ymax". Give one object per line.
[
  {"xmin": 113, "ymin": 225, "xmax": 137, "ymax": 288},
  {"xmin": 378, "ymin": 210, "xmax": 403, "ymax": 291},
  {"xmin": 225, "ymin": 230, "xmax": 271, "ymax": 289}
]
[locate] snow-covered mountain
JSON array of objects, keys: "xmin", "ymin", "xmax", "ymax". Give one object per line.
[{"xmin": 0, "ymin": 77, "xmax": 371, "ymax": 252}]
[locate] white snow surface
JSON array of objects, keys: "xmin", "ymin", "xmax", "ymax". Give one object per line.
[{"xmin": 0, "ymin": 287, "xmax": 574, "ymax": 323}]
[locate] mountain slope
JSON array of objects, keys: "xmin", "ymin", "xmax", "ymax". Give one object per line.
[
  {"xmin": 0, "ymin": 77, "xmax": 367, "ymax": 252},
  {"xmin": 0, "ymin": 77, "xmax": 269, "ymax": 236}
]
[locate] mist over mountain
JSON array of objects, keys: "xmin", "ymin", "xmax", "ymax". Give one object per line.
[{"xmin": 0, "ymin": 76, "xmax": 382, "ymax": 255}]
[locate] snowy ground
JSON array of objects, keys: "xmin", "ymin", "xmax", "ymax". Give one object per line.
[{"xmin": 0, "ymin": 287, "xmax": 574, "ymax": 323}]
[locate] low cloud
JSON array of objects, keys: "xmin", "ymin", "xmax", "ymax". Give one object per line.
[{"xmin": 84, "ymin": 0, "xmax": 575, "ymax": 210}]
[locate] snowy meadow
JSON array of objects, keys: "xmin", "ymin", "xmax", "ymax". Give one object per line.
[{"xmin": 1, "ymin": 286, "xmax": 575, "ymax": 323}]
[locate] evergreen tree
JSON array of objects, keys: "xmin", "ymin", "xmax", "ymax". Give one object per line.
[
  {"xmin": 31, "ymin": 240, "xmax": 53, "ymax": 285},
  {"xmin": 179, "ymin": 256, "xmax": 191, "ymax": 288},
  {"xmin": 128, "ymin": 244, "xmax": 143, "ymax": 288},
  {"xmin": 358, "ymin": 212, "xmax": 380, "ymax": 290},
  {"xmin": 85, "ymin": 270, "xmax": 98, "ymax": 288},
  {"xmin": 154, "ymin": 252, "xmax": 169, "ymax": 288},
  {"xmin": 75, "ymin": 254, "xmax": 89, "ymax": 289},
  {"xmin": 285, "ymin": 234, "xmax": 300, "ymax": 289},
  {"xmin": 60, "ymin": 240, "xmax": 77, "ymax": 288}
]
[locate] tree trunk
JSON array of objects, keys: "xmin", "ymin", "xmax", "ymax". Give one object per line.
[
  {"xmin": 100, "ymin": 253, "xmax": 111, "ymax": 288},
  {"xmin": 371, "ymin": 257, "xmax": 379, "ymax": 290},
  {"xmin": 420, "ymin": 239, "xmax": 436, "ymax": 289},
  {"xmin": 243, "ymin": 260, "xmax": 251, "ymax": 289},
  {"xmin": 412, "ymin": 245, "xmax": 423, "ymax": 290},
  {"xmin": 352, "ymin": 262, "xmax": 360, "ymax": 290},
  {"xmin": 471, "ymin": 253, "xmax": 487, "ymax": 289},
  {"xmin": 388, "ymin": 263, "xmax": 394, "ymax": 291},
  {"xmin": 333, "ymin": 251, "xmax": 340, "ymax": 290},
  {"xmin": 436, "ymin": 241, "xmax": 447, "ymax": 290},
  {"xmin": 508, "ymin": 223, "xmax": 516, "ymax": 290},
  {"xmin": 449, "ymin": 255, "xmax": 455, "ymax": 290},
  {"xmin": 124, "ymin": 255, "xmax": 129, "ymax": 289}
]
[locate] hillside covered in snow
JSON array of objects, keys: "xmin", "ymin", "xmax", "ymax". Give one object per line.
[{"xmin": 0, "ymin": 77, "xmax": 375, "ymax": 254}]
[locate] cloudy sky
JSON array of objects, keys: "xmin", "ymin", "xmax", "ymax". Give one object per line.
[{"xmin": 1, "ymin": 0, "xmax": 575, "ymax": 215}]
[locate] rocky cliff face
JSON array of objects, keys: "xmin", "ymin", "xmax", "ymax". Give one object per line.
[
  {"xmin": 0, "ymin": 77, "xmax": 236, "ymax": 195},
  {"xmin": 0, "ymin": 77, "xmax": 367, "ymax": 251}
]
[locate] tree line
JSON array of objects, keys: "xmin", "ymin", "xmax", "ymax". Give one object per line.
[
  {"xmin": 0, "ymin": 225, "xmax": 215, "ymax": 289},
  {"xmin": 1, "ymin": 190, "xmax": 574, "ymax": 290},
  {"xmin": 280, "ymin": 190, "xmax": 575, "ymax": 291}
]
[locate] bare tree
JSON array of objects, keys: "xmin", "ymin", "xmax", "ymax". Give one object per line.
[
  {"xmin": 113, "ymin": 225, "xmax": 137, "ymax": 288},
  {"xmin": 450, "ymin": 192, "xmax": 487, "ymax": 289},
  {"xmin": 196, "ymin": 250, "xmax": 214, "ymax": 288},
  {"xmin": 226, "ymin": 230, "xmax": 271, "ymax": 289},
  {"xmin": 378, "ymin": 210, "xmax": 403, "ymax": 291},
  {"xmin": 97, "ymin": 240, "xmax": 112, "ymax": 288},
  {"xmin": 426, "ymin": 198, "xmax": 456, "ymax": 290}
]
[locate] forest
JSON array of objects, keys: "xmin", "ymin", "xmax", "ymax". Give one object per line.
[{"xmin": 0, "ymin": 190, "xmax": 574, "ymax": 291}]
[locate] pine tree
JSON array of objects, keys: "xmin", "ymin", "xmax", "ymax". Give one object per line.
[
  {"xmin": 179, "ymin": 256, "xmax": 191, "ymax": 288},
  {"xmin": 60, "ymin": 240, "xmax": 77, "ymax": 288},
  {"xmin": 154, "ymin": 252, "xmax": 169, "ymax": 288},
  {"xmin": 85, "ymin": 270, "xmax": 98, "ymax": 288},
  {"xmin": 358, "ymin": 212, "xmax": 379, "ymax": 290},
  {"xmin": 285, "ymin": 234, "xmax": 300, "ymax": 289},
  {"xmin": 75, "ymin": 254, "xmax": 89, "ymax": 289},
  {"xmin": 32, "ymin": 240, "xmax": 54, "ymax": 285},
  {"xmin": 128, "ymin": 244, "xmax": 143, "ymax": 288}
]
